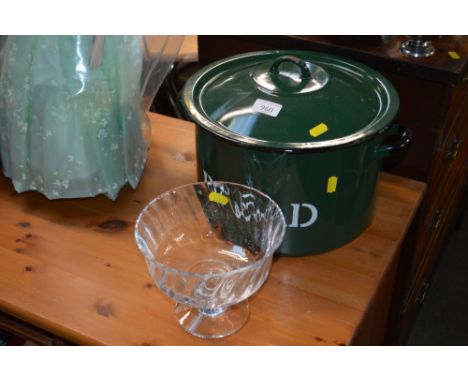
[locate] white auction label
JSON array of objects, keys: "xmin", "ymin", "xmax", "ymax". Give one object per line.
[{"xmin": 252, "ymin": 98, "xmax": 283, "ymax": 117}]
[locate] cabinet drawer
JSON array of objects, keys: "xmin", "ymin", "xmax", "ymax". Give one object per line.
[
  {"xmin": 429, "ymin": 86, "xmax": 468, "ymax": 194},
  {"xmin": 399, "ymin": 193, "xmax": 460, "ymax": 338},
  {"xmin": 404, "ymin": 165, "xmax": 467, "ymax": 310},
  {"xmin": 0, "ymin": 311, "xmax": 69, "ymax": 346},
  {"xmin": 401, "ymin": 262, "xmax": 431, "ymax": 329},
  {"xmin": 413, "ymin": 120, "xmax": 467, "ymax": 263},
  {"xmin": 433, "ymin": 84, "xmax": 468, "ymax": 153}
]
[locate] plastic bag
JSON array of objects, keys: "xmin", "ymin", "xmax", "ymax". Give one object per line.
[{"xmin": 0, "ymin": 35, "xmax": 183, "ymax": 200}]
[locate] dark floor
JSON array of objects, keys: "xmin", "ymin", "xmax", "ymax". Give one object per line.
[{"xmin": 407, "ymin": 204, "xmax": 468, "ymax": 345}]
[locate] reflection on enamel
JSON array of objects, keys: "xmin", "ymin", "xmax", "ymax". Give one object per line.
[{"xmin": 218, "ymin": 107, "xmax": 254, "ymax": 123}]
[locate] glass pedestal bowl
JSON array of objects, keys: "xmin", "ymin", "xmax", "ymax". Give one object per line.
[{"xmin": 134, "ymin": 182, "xmax": 286, "ymax": 339}]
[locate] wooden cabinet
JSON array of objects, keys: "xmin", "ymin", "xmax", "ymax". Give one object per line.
[
  {"xmin": 0, "ymin": 113, "xmax": 425, "ymax": 345},
  {"xmin": 197, "ymin": 35, "xmax": 468, "ymax": 343}
]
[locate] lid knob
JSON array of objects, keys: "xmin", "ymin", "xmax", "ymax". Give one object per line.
[
  {"xmin": 253, "ymin": 55, "xmax": 329, "ymax": 94},
  {"xmin": 269, "ymin": 56, "xmax": 312, "ymax": 80}
]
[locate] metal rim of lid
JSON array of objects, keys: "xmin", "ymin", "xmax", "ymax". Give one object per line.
[{"xmin": 181, "ymin": 50, "xmax": 400, "ymax": 152}]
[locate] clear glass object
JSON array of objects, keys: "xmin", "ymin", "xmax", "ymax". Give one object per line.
[{"xmin": 134, "ymin": 182, "xmax": 286, "ymax": 339}]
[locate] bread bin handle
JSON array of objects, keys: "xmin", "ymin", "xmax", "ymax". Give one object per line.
[{"xmin": 375, "ymin": 124, "xmax": 412, "ymax": 157}]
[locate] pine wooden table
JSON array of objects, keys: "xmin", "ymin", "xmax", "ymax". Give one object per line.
[{"xmin": 0, "ymin": 113, "xmax": 426, "ymax": 345}]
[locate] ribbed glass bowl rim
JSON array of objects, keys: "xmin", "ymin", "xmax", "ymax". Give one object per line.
[{"xmin": 134, "ymin": 181, "xmax": 287, "ymax": 280}]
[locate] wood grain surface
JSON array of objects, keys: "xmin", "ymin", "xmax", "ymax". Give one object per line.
[
  {"xmin": 0, "ymin": 113, "xmax": 425, "ymax": 345},
  {"xmin": 177, "ymin": 35, "xmax": 198, "ymax": 63}
]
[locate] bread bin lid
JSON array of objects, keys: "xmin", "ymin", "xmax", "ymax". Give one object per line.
[{"xmin": 181, "ymin": 50, "xmax": 399, "ymax": 151}]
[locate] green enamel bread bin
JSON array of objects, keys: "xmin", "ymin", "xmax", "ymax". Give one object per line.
[{"xmin": 180, "ymin": 50, "xmax": 410, "ymax": 255}]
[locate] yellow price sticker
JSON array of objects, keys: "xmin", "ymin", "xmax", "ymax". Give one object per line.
[
  {"xmin": 448, "ymin": 51, "xmax": 461, "ymax": 60},
  {"xmin": 327, "ymin": 176, "xmax": 338, "ymax": 193},
  {"xmin": 208, "ymin": 192, "xmax": 229, "ymax": 205},
  {"xmin": 309, "ymin": 123, "xmax": 328, "ymax": 138}
]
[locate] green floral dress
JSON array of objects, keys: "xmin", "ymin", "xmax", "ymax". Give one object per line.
[{"xmin": 0, "ymin": 35, "xmax": 150, "ymax": 199}]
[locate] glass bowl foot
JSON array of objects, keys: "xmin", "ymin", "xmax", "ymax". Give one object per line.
[{"xmin": 175, "ymin": 300, "xmax": 250, "ymax": 339}]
